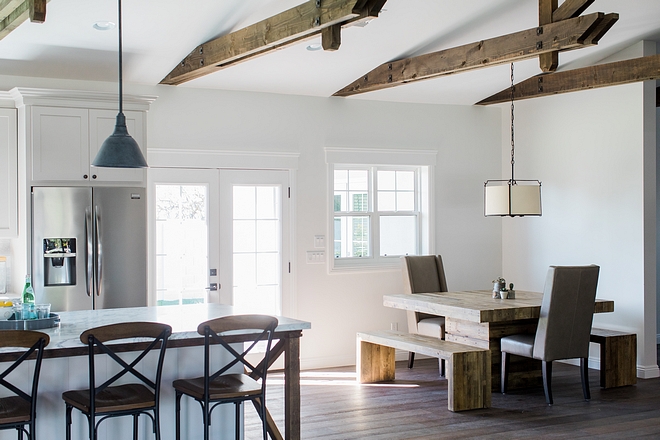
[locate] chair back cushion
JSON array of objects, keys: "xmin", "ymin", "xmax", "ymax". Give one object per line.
[
  {"xmin": 402, "ymin": 255, "xmax": 448, "ymax": 294},
  {"xmin": 533, "ymin": 265, "xmax": 600, "ymax": 361}
]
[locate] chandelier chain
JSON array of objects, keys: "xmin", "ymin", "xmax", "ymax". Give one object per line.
[{"xmin": 510, "ymin": 63, "xmax": 515, "ymax": 170}]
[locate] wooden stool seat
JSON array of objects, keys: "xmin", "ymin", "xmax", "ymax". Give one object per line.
[
  {"xmin": 173, "ymin": 374, "xmax": 261, "ymax": 401},
  {"xmin": 63, "ymin": 383, "xmax": 156, "ymax": 414},
  {"xmin": 0, "ymin": 396, "xmax": 31, "ymax": 424}
]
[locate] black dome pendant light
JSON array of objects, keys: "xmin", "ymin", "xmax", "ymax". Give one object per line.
[{"xmin": 92, "ymin": 0, "xmax": 147, "ymax": 168}]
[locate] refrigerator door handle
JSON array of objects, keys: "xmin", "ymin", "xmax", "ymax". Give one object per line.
[
  {"xmin": 85, "ymin": 207, "xmax": 93, "ymax": 297},
  {"xmin": 95, "ymin": 205, "xmax": 103, "ymax": 297}
]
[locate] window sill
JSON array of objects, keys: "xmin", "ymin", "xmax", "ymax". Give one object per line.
[{"xmin": 330, "ymin": 257, "xmax": 403, "ymax": 274}]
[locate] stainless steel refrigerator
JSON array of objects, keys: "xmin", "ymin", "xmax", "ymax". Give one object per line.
[{"xmin": 31, "ymin": 187, "xmax": 147, "ymax": 311}]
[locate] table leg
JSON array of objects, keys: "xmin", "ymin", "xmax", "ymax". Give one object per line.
[
  {"xmin": 284, "ymin": 335, "xmax": 301, "ymax": 440},
  {"xmin": 445, "ymin": 317, "xmax": 539, "ymax": 391}
]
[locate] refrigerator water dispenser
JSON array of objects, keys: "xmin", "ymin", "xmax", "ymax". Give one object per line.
[{"xmin": 43, "ymin": 238, "xmax": 76, "ymax": 286}]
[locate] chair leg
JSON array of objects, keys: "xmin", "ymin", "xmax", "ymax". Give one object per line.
[
  {"xmin": 408, "ymin": 352, "xmax": 415, "ymax": 369},
  {"xmin": 175, "ymin": 392, "xmax": 182, "ymax": 440},
  {"xmin": 133, "ymin": 414, "xmax": 139, "ymax": 440},
  {"xmin": 235, "ymin": 402, "xmax": 241, "ymax": 440},
  {"xmin": 542, "ymin": 361, "xmax": 553, "ymax": 405},
  {"xmin": 203, "ymin": 401, "xmax": 210, "ymax": 440},
  {"xmin": 581, "ymin": 357, "xmax": 591, "ymax": 401},
  {"xmin": 154, "ymin": 407, "xmax": 162, "ymax": 440},
  {"xmin": 501, "ymin": 351, "xmax": 509, "ymax": 394},
  {"xmin": 65, "ymin": 404, "xmax": 73, "ymax": 440},
  {"xmin": 17, "ymin": 427, "xmax": 23, "ymax": 440}
]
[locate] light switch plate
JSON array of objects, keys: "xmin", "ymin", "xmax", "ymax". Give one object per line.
[
  {"xmin": 306, "ymin": 251, "xmax": 325, "ymax": 264},
  {"xmin": 314, "ymin": 235, "xmax": 325, "ymax": 248}
]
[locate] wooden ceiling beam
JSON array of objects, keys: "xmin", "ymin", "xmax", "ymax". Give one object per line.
[
  {"xmin": 552, "ymin": 0, "xmax": 595, "ymax": 21},
  {"xmin": 539, "ymin": 0, "xmax": 558, "ymax": 72},
  {"xmin": 476, "ymin": 54, "xmax": 660, "ymax": 105},
  {"xmin": 334, "ymin": 12, "xmax": 615, "ymax": 97},
  {"xmin": 160, "ymin": 0, "xmax": 386, "ymax": 86},
  {"xmin": 0, "ymin": 0, "xmax": 46, "ymax": 40}
]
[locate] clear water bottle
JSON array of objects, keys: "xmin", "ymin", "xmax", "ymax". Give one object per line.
[{"xmin": 22, "ymin": 274, "xmax": 35, "ymax": 305}]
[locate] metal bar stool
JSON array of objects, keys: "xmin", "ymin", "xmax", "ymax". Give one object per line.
[
  {"xmin": 173, "ymin": 315, "xmax": 278, "ymax": 440},
  {"xmin": 0, "ymin": 329, "xmax": 50, "ymax": 440},
  {"xmin": 62, "ymin": 322, "xmax": 171, "ymax": 440}
]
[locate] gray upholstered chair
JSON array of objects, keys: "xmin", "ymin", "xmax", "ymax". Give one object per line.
[
  {"xmin": 401, "ymin": 255, "xmax": 448, "ymax": 371},
  {"xmin": 500, "ymin": 265, "xmax": 600, "ymax": 405}
]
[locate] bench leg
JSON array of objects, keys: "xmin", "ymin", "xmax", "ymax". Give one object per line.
[
  {"xmin": 447, "ymin": 351, "xmax": 491, "ymax": 411},
  {"xmin": 599, "ymin": 334, "xmax": 637, "ymax": 388},
  {"xmin": 357, "ymin": 340, "xmax": 395, "ymax": 383}
]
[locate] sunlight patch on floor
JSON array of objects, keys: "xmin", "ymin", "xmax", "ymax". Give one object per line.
[{"xmin": 267, "ymin": 371, "xmax": 420, "ymax": 388}]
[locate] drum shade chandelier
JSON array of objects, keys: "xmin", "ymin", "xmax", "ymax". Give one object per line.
[
  {"xmin": 92, "ymin": 0, "xmax": 147, "ymax": 168},
  {"xmin": 484, "ymin": 63, "xmax": 541, "ymax": 217}
]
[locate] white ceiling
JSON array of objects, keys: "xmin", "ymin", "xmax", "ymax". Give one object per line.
[{"xmin": 0, "ymin": 0, "xmax": 658, "ymax": 105}]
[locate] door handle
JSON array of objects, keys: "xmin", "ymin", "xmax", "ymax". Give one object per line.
[
  {"xmin": 95, "ymin": 206, "xmax": 103, "ymax": 297},
  {"xmin": 85, "ymin": 208, "xmax": 92, "ymax": 297},
  {"xmin": 205, "ymin": 283, "xmax": 219, "ymax": 291}
]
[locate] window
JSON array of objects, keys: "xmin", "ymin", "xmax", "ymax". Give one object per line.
[
  {"xmin": 332, "ymin": 166, "xmax": 430, "ymax": 269},
  {"xmin": 326, "ymin": 147, "xmax": 435, "ymax": 271}
]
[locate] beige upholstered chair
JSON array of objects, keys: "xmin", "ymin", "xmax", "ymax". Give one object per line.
[
  {"xmin": 500, "ymin": 265, "xmax": 600, "ymax": 405},
  {"xmin": 401, "ymin": 255, "xmax": 448, "ymax": 370}
]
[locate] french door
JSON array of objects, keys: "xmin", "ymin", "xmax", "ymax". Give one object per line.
[
  {"xmin": 219, "ymin": 170, "xmax": 291, "ymax": 317},
  {"xmin": 149, "ymin": 168, "xmax": 291, "ymax": 317}
]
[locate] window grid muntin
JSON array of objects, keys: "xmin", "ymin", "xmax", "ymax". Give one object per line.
[{"xmin": 333, "ymin": 166, "xmax": 420, "ymax": 260}]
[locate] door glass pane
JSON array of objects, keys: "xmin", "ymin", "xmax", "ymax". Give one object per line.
[
  {"xmin": 233, "ymin": 185, "xmax": 281, "ymax": 315},
  {"xmin": 155, "ymin": 185, "xmax": 207, "ymax": 306}
]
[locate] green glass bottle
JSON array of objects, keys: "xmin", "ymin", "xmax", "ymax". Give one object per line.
[{"xmin": 22, "ymin": 274, "xmax": 35, "ymax": 305}]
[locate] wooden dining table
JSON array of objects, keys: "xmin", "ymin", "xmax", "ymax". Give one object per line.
[{"xmin": 383, "ymin": 290, "xmax": 614, "ymax": 391}]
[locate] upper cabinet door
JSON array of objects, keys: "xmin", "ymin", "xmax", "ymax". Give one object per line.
[
  {"xmin": 89, "ymin": 109, "xmax": 146, "ymax": 184},
  {"xmin": 32, "ymin": 106, "xmax": 90, "ymax": 182},
  {"xmin": 0, "ymin": 108, "xmax": 17, "ymax": 237}
]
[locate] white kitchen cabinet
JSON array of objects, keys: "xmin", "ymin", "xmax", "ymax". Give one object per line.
[
  {"xmin": 0, "ymin": 107, "xmax": 17, "ymax": 237},
  {"xmin": 31, "ymin": 106, "xmax": 146, "ymax": 184}
]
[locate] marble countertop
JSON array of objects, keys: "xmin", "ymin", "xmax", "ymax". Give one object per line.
[{"xmin": 6, "ymin": 303, "xmax": 311, "ymax": 351}]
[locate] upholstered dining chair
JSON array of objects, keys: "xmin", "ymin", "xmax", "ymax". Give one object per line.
[
  {"xmin": 173, "ymin": 314, "xmax": 278, "ymax": 440},
  {"xmin": 0, "ymin": 330, "xmax": 50, "ymax": 440},
  {"xmin": 62, "ymin": 322, "xmax": 172, "ymax": 440},
  {"xmin": 401, "ymin": 255, "xmax": 448, "ymax": 371},
  {"xmin": 500, "ymin": 265, "xmax": 600, "ymax": 405}
]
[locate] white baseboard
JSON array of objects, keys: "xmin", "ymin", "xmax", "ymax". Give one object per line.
[{"xmin": 636, "ymin": 364, "xmax": 660, "ymax": 379}]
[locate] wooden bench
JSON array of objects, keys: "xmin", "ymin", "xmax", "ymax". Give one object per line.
[
  {"xmin": 590, "ymin": 328, "xmax": 637, "ymax": 388},
  {"xmin": 356, "ymin": 330, "xmax": 491, "ymax": 412}
]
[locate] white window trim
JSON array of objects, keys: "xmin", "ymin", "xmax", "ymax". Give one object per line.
[{"xmin": 325, "ymin": 147, "xmax": 436, "ymax": 273}]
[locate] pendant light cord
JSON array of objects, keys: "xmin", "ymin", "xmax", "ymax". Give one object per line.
[
  {"xmin": 118, "ymin": 0, "xmax": 123, "ymax": 115},
  {"xmin": 510, "ymin": 62, "xmax": 515, "ymax": 183}
]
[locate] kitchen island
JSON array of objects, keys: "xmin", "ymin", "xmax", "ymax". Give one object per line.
[{"xmin": 0, "ymin": 304, "xmax": 311, "ymax": 440}]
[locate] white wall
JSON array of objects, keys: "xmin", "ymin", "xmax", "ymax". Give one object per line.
[
  {"xmin": 0, "ymin": 74, "xmax": 503, "ymax": 369},
  {"xmin": 502, "ymin": 42, "xmax": 659, "ymax": 378},
  {"xmin": 145, "ymin": 87, "xmax": 503, "ymax": 368}
]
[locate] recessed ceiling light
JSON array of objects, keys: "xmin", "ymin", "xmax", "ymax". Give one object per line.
[
  {"xmin": 93, "ymin": 21, "xmax": 116, "ymax": 31},
  {"xmin": 306, "ymin": 43, "xmax": 322, "ymax": 51}
]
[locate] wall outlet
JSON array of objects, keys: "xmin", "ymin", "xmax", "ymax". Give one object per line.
[
  {"xmin": 306, "ymin": 251, "xmax": 325, "ymax": 264},
  {"xmin": 390, "ymin": 322, "xmax": 399, "ymax": 331},
  {"xmin": 314, "ymin": 235, "xmax": 325, "ymax": 248}
]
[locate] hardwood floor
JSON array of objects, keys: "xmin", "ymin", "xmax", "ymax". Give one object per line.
[{"xmin": 243, "ymin": 348, "xmax": 660, "ymax": 439}]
